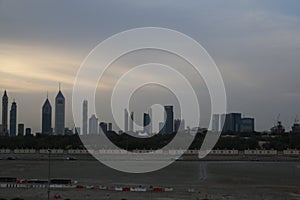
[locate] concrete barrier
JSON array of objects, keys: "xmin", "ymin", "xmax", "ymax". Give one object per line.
[{"xmin": 0, "ymin": 149, "xmax": 11, "ymax": 154}]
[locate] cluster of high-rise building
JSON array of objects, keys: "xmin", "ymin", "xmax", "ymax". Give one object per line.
[
  {"xmin": 0, "ymin": 90, "xmax": 31, "ymax": 137},
  {"xmin": 82, "ymin": 100, "xmax": 113, "ymax": 135},
  {"xmin": 0, "ymin": 87, "xmax": 68, "ymax": 137},
  {"xmin": 1, "ymin": 88, "xmax": 299, "ymax": 136},
  {"xmin": 212, "ymin": 113, "xmax": 255, "ymax": 133},
  {"xmin": 41, "ymin": 86, "xmax": 66, "ymax": 135},
  {"xmin": 123, "ymin": 105, "xmax": 184, "ymax": 134}
]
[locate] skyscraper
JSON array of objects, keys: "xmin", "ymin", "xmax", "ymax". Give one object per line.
[
  {"xmin": 212, "ymin": 114, "xmax": 220, "ymax": 132},
  {"xmin": 99, "ymin": 122, "xmax": 108, "ymax": 134},
  {"xmin": 2, "ymin": 90, "xmax": 8, "ymax": 136},
  {"xmin": 108, "ymin": 123, "xmax": 112, "ymax": 132},
  {"xmin": 159, "ymin": 122, "xmax": 165, "ymax": 134},
  {"xmin": 174, "ymin": 119, "xmax": 185, "ymax": 133},
  {"xmin": 148, "ymin": 108, "xmax": 153, "ymax": 134},
  {"xmin": 55, "ymin": 87, "xmax": 65, "ymax": 135},
  {"xmin": 124, "ymin": 109, "xmax": 129, "ymax": 132},
  {"xmin": 241, "ymin": 118, "xmax": 255, "ymax": 133},
  {"xmin": 9, "ymin": 100, "xmax": 17, "ymax": 137},
  {"xmin": 18, "ymin": 124, "xmax": 24, "ymax": 136},
  {"xmin": 129, "ymin": 112, "xmax": 134, "ymax": 132},
  {"xmin": 25, "ymin": 128, "xmax": 31, "ymax": 136},
  {"xmin": 42, "ymin": 96, "xmax": 52, "ymax": 135},
  {"xmin": 89, "ymin": 114, "xmax": 98, "ymax": 134},
  {"xmin": 164, "ymin": 105, "xmax": 174, "ymax": 134},
  {"xmin": 223, "ymin": 113, "xmax": 242, "ymax": 133},
  {"xmin": 143, "ymin": 113, "xmax": 150, "ymax": 134},
  {"xmin": 82, "ymin": 100, "xmax": 88, "ymax": 135}
]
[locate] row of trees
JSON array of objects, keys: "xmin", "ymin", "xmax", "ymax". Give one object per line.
[{"xmin": 0, "ymin": 132, "xmax": 299, "ymax": 150}]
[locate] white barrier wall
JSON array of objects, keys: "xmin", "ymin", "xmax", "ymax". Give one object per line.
[
  {"xmin": 210, "ymin": 150, "xmax": 239, "ymax": 155},
  {"xmin": 0, "ymin": 149, "xmax": 10, "ymax": 154},
  {"xmin": 244, "ymin": 150, "xmax": 277, "ymax": 155},
  {"xmin": 67, "ymin": 149, "xmax": 89, "ymax": 154},
  {"xmin": 283, "ymin": 150, "xmax": 300, "ymax": 155},
  {"xmin": 1, "ymin": 149, "xmax": 300, "ymax": 156},
  {"xmin": 39, "ymin": 149, "xmax": 64, "ymax": 154},
  {"xmin": 13, "ymin": 149, "xmax": 36, "ymax": 154}
]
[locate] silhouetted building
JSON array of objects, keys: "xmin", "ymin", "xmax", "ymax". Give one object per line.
[
  {"xmin": 89, "ymin": 114, "xmax": 98, "ymax": 134},
  {"xmin": 55, "ymin": 87, "xmax": 65, "ymax": 135},
  {"xmin": 159, "ymin": 122, "xmax": 165, "ymax": 134},
  {"xmin": 2, "ymin": 90, "xmax": 8, "ymax": 136},
  {"xmin": 220, "ymin": 114, "xmax": 226, "ymax": 132},
  {"xmin": 18, "ymin": 124, "xmax": 24, "ymax": 136},
  {"xmin": 25, "ymin": 128, "xmax": 31, "ymax": 136},
  {"xmin": 99, "ymin": 122, "xmax": 108, "ymax": 134},
  {"xmin": 143, "ymin": 113, "xmax": 150, "ymax": 134},
  {"xmin": 292, "ymin": 120, "xmax": 300, "ymax": 133},
  {"xmin": 164, "ymin": 105, "xmax": 174, "ymax": 134},
  {"xmin": 271, "ymin": 121, "xmax": 285, "ymax": 134},
  {"xmin": 108, "ymin": 123, "xmax": 112, "ymax": 132},
  {"xmin": 82, "ymin": 100, "xmax": 88, "ymax": 135},
  {"xmin": 148, "ymin": 108, "xmax": 153, "ymax": 134},
  {"xmin": 212, "ymin": 114, "xmax": 220, "ymax": 132},
  {"xmin": 42, "ymin": 97, "xmax": 52, "ymax": 135},
  {"xmin": 75, "ymin": 127, "xmax": 80, "ymax": 135},
  {"xmin": 223, "ymin": 113, "xmax": 242, "ymax": 133},
  {"xmin": 124, "ymin": 109, "xmax": 129, "ymax": 132},
  {"xmin": 129, "ymin": 112, "xmax": 134, "ymax": 132},
  {"xmin": 174, "ymin": 119, "xmax": 185, "ymax": 133},
  {"xmin": 9, "ymin": 101, "xmax": 17, "ymax": 137},
  {"xmin": 241, "ymin": 118, "xmax": 255, "ymax": 133},
  {"xmin": 64, "ymin": 128, "xmax": 73, "ymax": 135}
]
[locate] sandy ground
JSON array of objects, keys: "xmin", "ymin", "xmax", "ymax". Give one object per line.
[{"xmin": 0, "ymin": 158, "xmax": 300, "ymax": 199}]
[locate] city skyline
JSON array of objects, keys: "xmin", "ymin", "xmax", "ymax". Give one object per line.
[{"xmin": 1, "ymin": 88, "xmax": 299, "ymax": 136}]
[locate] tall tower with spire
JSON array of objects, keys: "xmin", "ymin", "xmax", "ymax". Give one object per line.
[
  {"xmin": 9, "ymin": 100, "xmax": 17, "ymax": 137},
  {"xmin": 55, "ymin": 84, "xmax": 65, "ymax": 135},
  {"xmin": 2, "ymin": 90, "xmax": 8, "ymax": 136},
  {"xmin": 42, "ymin": 94, "xmax": 52, "ymax": 135}
]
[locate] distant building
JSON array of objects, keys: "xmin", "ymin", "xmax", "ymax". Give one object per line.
[
  {"xmin": 75, "ymin": 127, "xmax": 81, "ymax": 135},
  {"xmin": 129, "ymin": 112, "xmax": 134, "ymax": 132},
  {"xmin": 42, "ymin": 97, "xmax": 52, "ymax": 135},
  {"xmin": 2, "ymin": 90, "xmax": 8, "ymax": 136},
  {"xmin": 63, "ymin": 128, "xmax": 72, "ymax": 135},
  {"xmin": 99, "ymin": 122, "xmax": 108, "ymax": 134},
  {"xmin": 212, "ymin": 114, "xmax": 220, "ymax": 132},
  {"xmin": 220, "ymin": 114, "xmax": 226, "ymax": 132},
  {"xmin": 143, "ymin": 113, "xmax": 150, "ymax": 134},
  {"xmin": 82, "ymin": 100, "xmax": 88, "ymax": 135},
  {"xmin": 55, "ymin": 87, "xmax": 65, "ymax": 135},
  {"xmin": 89, "ymin": 114, "xmax": 98, "ymax": 134},
  {"xmin": 292, "ymin": 120, "xmax": 300, "ymax": 133},
  {"xmin": 9, "ymin": 101, "xmax": 17, "ymax": 137},
  {"xmin": 18, "ymin": 124, "xmax": 24, "ymax": 136},
  {"xmin": 108, "ymin": 123, "xmax": 112, "ymax": 132},
  {"xmin": 174, "ymin": 119, "xmax": 185, "ymax": 133},
  {"xmin": 223, "ymin": 113, "xmax": 242, "ymax": 133},
  {"xmin": 271, "ymin": 121, "xmax": 285, "ymax": 134},
  {"xmin": 241, "ymin": 118, "xmax": 255, "ymax": 133},
  {"xmin": 159, "ymin": 122, "xmax": 165, "ymax": 134},
  {"xmin": 164, "ymin": 105, "xmax": 174, "ymax": 134},
  {"xmin": 148, "ymin": 108, "xmax": 153, "ymax": 134},
  {"xmin": 124, "ymin": 109, "xmax": 129, "ymax": 132},
  {"xmin": 25, "ymin": 128, "xmax": 31, "ymax": 136}
]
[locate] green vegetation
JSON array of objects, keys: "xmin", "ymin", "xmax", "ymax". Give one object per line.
[{"xmin": 0, "ymin": 132, "xmax": 299, "ymax": 150}]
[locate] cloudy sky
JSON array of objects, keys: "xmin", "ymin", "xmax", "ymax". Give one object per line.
[{"xmin": 0, "ymin": 0, "xmax": 300, "ymax": 133}]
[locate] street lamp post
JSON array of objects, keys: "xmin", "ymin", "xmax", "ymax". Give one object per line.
[{"xmin": 47, "ymin": 149, "xmax": 51, "ymax": 200}]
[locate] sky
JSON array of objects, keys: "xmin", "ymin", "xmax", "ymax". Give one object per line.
[{"xmin": 0, "ymin": 0, "xmax": 300, "ymax": 133}]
